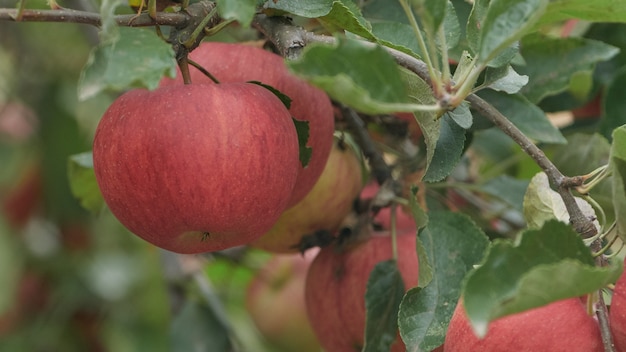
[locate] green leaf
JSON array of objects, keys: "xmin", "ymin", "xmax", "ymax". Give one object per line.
[
  {"xmin": 477, "ymin": 0, "xmax": 548, "ymax": 66},
  {"xmin": 423, "ymin": 114, "xmax": 466, "ymax": 182},
  {"xmin": 67, "ymin": 152, "xmax": 104, "ymax": 214},
  {"xmin": 363, "ymin": 260, "xmax": 405, "ymax": 352},
  {"xmin": 248, "ymin": 81, "xmax": 292, "ymax": 109},
  {"xmin": 170, "ymin": 299, "xmax": 232, "ymax": 352},
  {"xmin": 517, "ymin": 34, "xmax": 619, "ymax": 103},
  {"xmin": 78, "ymin": 27, "xmax": 176, "ymax": 100},
  {"xmin": 476, "ymin": 89, "xmax": 566, "ymax": 144},
  {"xmin": 292, "ymin": 119, "xmax": 312, "ymax": 168},
  {"xmin": 216, "ymin": 0, "xmax": 256, "ymax": 27},
  {"xmin": 601, "ymin": 68, "xmax": 626, "ymax": 140},
  {"xmin": 371, "ymin": 22, "xmax": 423, "ymax": 57},
  {"xmin": 446, "ymin": 102, "xmax": 472, "ymax": 129},
  {"xmin": 481, "ymin": 175, "xmax": 529, "ymax": 212},
  {"xmin": 463, "ymin": 220, "xmax": 622, "ymax": 337},
  {"xmin": 481, "ymin": 65, "xmax": 528, "ymax": 94},
  {"xmin": 409, "ymin": 185, "xmax": 429, "ymax": 231},
  {"xmin": 523, "ymin": 172, "xmax": 598, "ymax": 230},
  {"xmin": 610, "ymin": 125, "xmax": 626, "ymax": 242},
  {"xmin": 288, "ymin": 38, "xmax": 422, "ymax": 114},
  {"xmin": 399, "ymin": 211, "xmax": 489, "ymax": 352},
  {"xmin": 535, "ymin": 0, "xmax": 626, "ymax": 28},
  {"xmin": 319, "ymin": 0, "xmax": 374, "ymax": 39},
  {"xmin": 552, "ymin": 133, "xmax": 611, "ymax": 177},
  {"xmin": 263, "ymin": 0, "xmax": 333, "ymax": 17}
]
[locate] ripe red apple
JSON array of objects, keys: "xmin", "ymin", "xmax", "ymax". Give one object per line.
[
  {"xmin": 360, "ymin": 182, "xmax": 417, "ymax": 233},
  {"xmin": 93, "ymin": 83, "xmax": 301, "ymax": 254},
  {"xmin": 246, "ymin": 249, "xmax": 321, "ymax": 352},
  {"xmin": 610, "ymin": 258, "xmax": 626, "ymax": 351},
  {"xmin": 161, "ymin": 41, "xmax": 335, "ymax": 207},
  {"xmin": 250, "ymin": 139, "xmax": 363, "ymax": 253},
  {"xmin": 305, "ymin": 231, "xmax": 419, "ymax": 352},
  {"xmin": 444, "ymin": 298, "xmax": 603, "ymax": 352}
]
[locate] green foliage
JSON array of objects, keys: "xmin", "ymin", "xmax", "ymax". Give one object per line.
[
  {"xmin": 610, "ymin": 126, "xmax": 626, "ymax": 242},
  {"xmin": 79, "ymin": 26, "xmax": 176, "ymax": 100},
  {"xmin": 170, "ymin": 300, "xmax": 233, "ymax": 352},
  {"xmin": 601, "ymin": 68, "xmax": 626, "ymax": 140},
  {"xmin": 288, "ymin": 38, "xmax": 422, "ymax": 114},
  {"xmin": 67, "ymin": 152, "xmax": 104, "ymax": 214},
  {"xmin": 517, "ymin": 34, "xmax": 619, "ymax": 103},
  {"xmin": 216, "ymin": 0, "xmax": 256, "ymax": 27},
  {"xmin": 399, "ymin": 212, "xmax": 489, "ymax": 352},
  {"xmin": 463, "ymin": 220, "xmax": 622, "ymax": 337},
  {"xmin": 535, "ymin": 0, "xmax": 626, "ymax": 27},
  {"xmin": 363, "ymin": 260, "xmax": 405, "ymax": 352}
]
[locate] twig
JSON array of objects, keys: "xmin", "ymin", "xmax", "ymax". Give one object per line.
[
  {"xmin": 597, "ymin": 291, "xmax": 616, "ymax": 352},
  {"xmin": 0, "ymin": 7, "xmax": 190, "ymax": 27},
  {"xmin": 341, "ymin": 106, "xmax": 392, "ymax": 185}
]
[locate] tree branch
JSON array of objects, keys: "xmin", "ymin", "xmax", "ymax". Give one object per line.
[{"xmin": 0, "ymin": 7, "xmax": 190, "ymax": 28}]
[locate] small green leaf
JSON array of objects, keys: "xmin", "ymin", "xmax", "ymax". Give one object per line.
[
  {"xmin": 409, "ymin": 185, "xmax": 429, "ymax": 231},
  {"xmin": 535, "ymin": 0, "xmax": 626, "ymax": 28},
  {"xmin": 248, "ymin": 81, "xmax": 292, "ymax": 109},
  {"xmin": 289, "ymin": 38, "xmax": 422, "ymax": 114},
  {"xmin": 410, "ymin": 0, "xmax": 448, "ymax": 35},
  {"xmin": 463, "ymin": 220, "xmax": 622, "ymax": 337},
  {"xmin": 371, "ymin": 22, "xmax": 423, "ymax": 57},
  {"xmin": 292, "ymin": 119, "xmax": 312, "ymax": 168},
  {"xmin": 67, "ymin": 152, "xmax": 104, "ymax": 214},
  {"xmin": 263, "ymin": 0, "xmax": 333, "ymax": 17},
  {"xmin": 601, "ymin": 68, "xmax": 626, "ymax": 141},
  {"xmin": 517, "ymin": 34, "xmax": 619, "ymax": 103},
  {"xmin": 476, "ymin": 89, "xmax": 566, "ymax": 144},
  {"xmin": 446, "ymin": 102, "xmax": 472, "ymax": 129},
  {"xmin": 422, "ymin": 114, "xmax": 466, "ymax": 182},
  {"xmin": 78, "ymin": 27, "xmax": 176, "ymax": 100},
  {"xmin": 319, "ymin": 0, "xmax": 374, "ymax": 39},
  {"xmin": 477, "ymin": 0, "xmax": 548, "ymax": 66},
  {"xmin": 523, "ymin": 172, "xmax": 598, "ymax": 230},
  {"xmin": 481, "ymin": 65, "xmax": 529, "ymax": 94},
  {"xmin": 216, "ymin": 0, "xmax": 256, "ymax": 27},
  {"xmin": 399, "ymin": 211, "xmax": 489, "ymax": 352},
  {"xmin": 363, "ymin": 260, "xmax": 405, "ymax": 352},
  {"xmin": 610, "ymin": 126, "xmax": 626, "ymax": 242}
]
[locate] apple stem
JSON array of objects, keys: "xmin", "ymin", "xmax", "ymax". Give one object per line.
[
  {"xmin": 177, "ymin": 54, "xmax": 193, "ymax": 85},
  {"xmin": 596, "ymin": 290, "xmax": 616, "ymax": 352},
  {"xmin": 187, "ymin": 58, "xmax": 220, "ymax": 83},
  {"xmin": 390, "ymin": 203, "xmax": 399, "ymax": 261}
]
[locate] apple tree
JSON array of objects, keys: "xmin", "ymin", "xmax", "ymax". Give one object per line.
[{"xmin": 1, "ymin": 0, "xmax": 626, "ymax": 351}]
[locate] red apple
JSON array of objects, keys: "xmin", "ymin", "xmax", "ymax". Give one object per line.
[
  {"xmin": 250, "ymin": 139, "xmax": 363, "ymax": 253},
  {"xmin": 305, "ymin": 231, "xmax": 419, "ymax": 352},
  {"xmin": 246, "ymin": 249, "xmax": 321, "ymax": 352},
  {"xmin": 161, "ymin": 41, "xmax": 335, "ymax": 207},
  {"xmin": 610, "ymin": 258, "xmax": 626, "ymax": 351},
  {"xmin": 444, "ymin": 298, "xmax": 603, "ymax": 352},
  {"xmin": 93, "ymin": 83, "xmax": 300, "ymax": 254}
]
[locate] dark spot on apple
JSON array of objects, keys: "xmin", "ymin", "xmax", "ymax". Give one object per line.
[{"xmin": 201, "ymin": 232, "xmax": 210, "ymax": 241}]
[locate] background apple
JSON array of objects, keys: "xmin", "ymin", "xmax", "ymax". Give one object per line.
[
  {"xmin": 160, "ymin": 41, "xmax": 335, "ymax": 207},
  {"xmin": 610, "ymin": 258, "xmax": 626, "ymax": 351},
  {"xmin": 444, "ymin": 298, "xmax": 603, "ymax": 352},
  {"xmin": 251, "ymin": 138, "xmax": 364, "ymax": 253},
  {"xmin": 305, "ymin": 231, "xmax": 419, "ymax": 352},
  {"xmin": 93, "ymin": 83, "xmax": 301, "ymax": 254},
  {"xmin": 246, "ymin": 249, "xmax": 321, "ymax": 352}
]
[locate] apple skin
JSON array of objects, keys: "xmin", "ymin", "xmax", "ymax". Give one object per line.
[
  {"xmin": 250, "ymin": 139, "xmax": 363, "ymax": 253},
  {"xmin": 93, "ymin": 83, "xmax": 300, "ymax": 254},
  {"xmin": 444, "ymin": 298, "xmax": 603, "ymax": 352},
  {"xmin": 246, "ymin": 249, "xmax": 322, "ymax": 352},
  {"xmin": 305, "ymin": 231, "xmax": 419, "ymax": 352},
  {"xmin": 160, "ymin": 42, "xmax": 335, "ymax": 207},
  {"xmin": 610, "ymin": 258, "xmax": 626, "ymax": 351}
]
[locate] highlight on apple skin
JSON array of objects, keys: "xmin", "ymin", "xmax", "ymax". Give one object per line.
[
  {"xmin": 93, "ymin": 83, "xmax": 301, "ymax": 254},
  {"xmin": 610, "ymin": 258, "xmax": 626, "ymax": 351},
  {"xmin": 160, "ymin": 41, "xmax": 335, "ymax": 207},
  {"xmin": 444, "ymin": 298, "xmax": 603, "ymax": 352}
]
